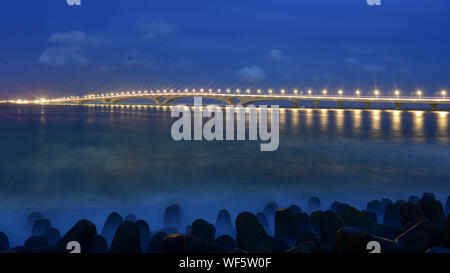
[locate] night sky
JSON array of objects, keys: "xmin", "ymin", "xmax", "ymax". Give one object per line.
[{"xmin": 0, "ymin": 0, "xmax": 449, "ymax": 98}]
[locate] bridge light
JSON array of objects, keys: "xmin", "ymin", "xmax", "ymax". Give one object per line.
[
  {"xmin": 227, "ymin": 89, "xmax": 231, "ymax": 93},
  {"xmin": 236, "ymin": 89, "xmax": 240, "ymax": 93},
  {"xmin": 308, "ymin": 89, "xmax": 312, "ymax": 95},
  {"xmin": 269, "ymin": 89, "xmax": 273, "ymax": 94},
  {"xmin": 322, "ymin": 89, "xmax": 327, "ymax": 95},
  {"xmin": 294, "ymin": 89, "xmax": 298, "ymax": 94},
  {"xmin": 281, "ymin": 89, "xmax": 285, "ymax": 94},
  {"xmin": 217, "ymin": 89, "xmax": 221, "ymax": 93},
  {"xmin": 356, "ymin": 90, "xmax": 361, "ymax": 96},
  {"xmin": 192, "ymin": 89, "xmax": 196, "ymax": 92},
  {"xmin": 200, "ymin": 88, "xmax": 204, "ymax": 92},
  {"xmin": 208, "ymin": 88, "xmax": 212, "ymax": 92},
  {"xmin": 374, "ymin": 89, "xmax": 380, "ymax": 97},
  {"xmin": 441, "ymin": 90, "xmax": 447, "ymax": 98},
  {"xmin": 246, "ymin": 89, "xmax": 251, "ymax": 94},
  {"xmin": 133, "ymin": 91, "xmax": 136, "ymax": 94},
  {"xmin": 156, "ymin": 90, "xmax": 160, "ymax": 93},
  {"xmin": 394, "ymin": 90, "xmax": 400, "ymax": 97},
  {"xmin": 185, "ymin": 88, "xmax": 188, "ymax": 92},
  {"xmin": 257, "ymin": 89, "xmax": 261, "ymax": 94},
  {"xmin": 338, "ymin": 89, "xmax": 343, "ymax": 96},
  {"xmin": 417, "ymin": 90, "xmax": 422, "ymax": 97},
  {"xmin": 138, "ymin": 91, "xmax": 141, "ymax": 94}
]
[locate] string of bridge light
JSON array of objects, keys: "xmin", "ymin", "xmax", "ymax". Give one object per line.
[{"xmin": 53, "ymin": 88, "xmax": 448, "ymax": 101}]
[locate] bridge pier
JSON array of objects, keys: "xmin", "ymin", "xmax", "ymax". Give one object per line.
[
  {"xmin": 291, "ymin": 100, "xmax": 299, "ymax": 108},
  {"xmin": 337, "ymin": 101, "xmax": 343, "ymax": 109},
  {"xmin": 431, "ymin": 104, "xmax": 437, "ymax": 111},
  {"xmin": 395, "ymin": 103, "xmax": 402, "ymax": 110},
  {"xmin": 364, "ymin": 102, "xmax": 371, "ymax": 109},
  {"xmin": 314, "ymin": 100, "xmax": 319, "ymax": 109}
]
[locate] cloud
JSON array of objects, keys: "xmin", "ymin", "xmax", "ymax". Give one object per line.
[
  {"xmin": 38, "ymin": 31, "xmax": 105, "ymax": 67},
  {"xmin": 38, "ymin": 45, "xmax": 89, "ymax": 66},
  {"xmin": 48, "ymin": 31, "xmax": 105, "ymax": 47},
  {"xmin": 235, "ymin": 65, "xmax": 266, "ymax": 82},
  {"xmin": 138, "ymin": 19, "xmax": 173, "ymax": 39},
  {"xmin": 268, "ymin": 49, "xmax": 283, "ymax": 62},
  {"xmin": 345, "ymin": 58, "xmax": 383, "ymax": 73}
]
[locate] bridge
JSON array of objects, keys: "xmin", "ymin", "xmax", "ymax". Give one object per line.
[{"xmin": 17, "ymin": 89, "xmax": 450, "ymax": 111}]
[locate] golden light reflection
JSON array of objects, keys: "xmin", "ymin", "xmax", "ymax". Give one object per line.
[
  {"xmin": 320, "ymin": 109, "xmax": 328, "ymax": 130},
  {"xmin": 412, "ymin": 111, "xmax": 425, "ymax": 143},
  {"xmin": 352, "ymin": 109, "xmax": 362, "ymax": 134},
  {"xmin": 305, "ymin": 109, "xmax": 313, "ymax": 129},
  {"xmin": 291, "ymin": 109, "xmax": 300, "ymax": 130},
  {"xmin": 436, "ymin": 111, "xmax": 448, "ymax": 144},
  {"xmin": 335, "ymin": 109, "xmax": 345, "ymax": 133},
  {"xmin": 370, "ymin": 110, "xmax": 382, "ymax": 139},
  {"xmin": 390, "ymin": 110, "xmax": 402, "ymax": 140}
]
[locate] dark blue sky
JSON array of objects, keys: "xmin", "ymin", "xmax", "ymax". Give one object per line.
[{"xmin": 0, "ymin": 0, "xmax": 449, "ymax": 98}]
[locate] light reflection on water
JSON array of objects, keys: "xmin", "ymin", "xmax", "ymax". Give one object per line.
[{"xmin": 0, "ymin": 104, "xmax": 449, "ymax": 245}]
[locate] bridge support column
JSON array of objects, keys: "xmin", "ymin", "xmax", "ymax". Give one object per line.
[
  {"xmin": 395, "ymin": 103, "xmax": 402, "ymax": 110},
  {"xmin": 364, "ymin": 102, "xmax": 371, "ymax": 109},
  {"xmin": 227, "ymin": 98, "xmax": 235, "ymax": 105},
  {"xmin": 431, "ymin": 104, "xmax": 437, "ymax": 111},
  {"xmin": 314, "ymin": 100, "xmax": 319, "ymax": 109},
  {"xmin": 291, "ymin": 100, "xmax": 299, "ymax": 108},
  {"xmin": 337, "ymin": 101, "xmax": 343, "ymax": 109}
]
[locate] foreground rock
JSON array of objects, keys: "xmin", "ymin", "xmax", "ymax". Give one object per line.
[
  {"xmin": 88, "ymin": 235, "xmax": 108, "ymax": 253},
  {"xmin": 25, "ymin": 236, "xmax": 49, "ymax": 250},
  {"xmin": 399, "ymin": 202, "xmax": 425, "ymax": 228},
  {"xmin": 146, "ymin": 232, "xmax": 166, "ymax": 253},
  {"xmin": 0, "ymin": 232, "xmax": 9, "ymax": 250},
  {"xmin": 110, "ymin": 221, "xmax": 142, "ymax": 253},
  {"xmin": 384, "ymin": 204, "xmax": 401, "ymax": 228},
  {"xmin": 256, "ymin": 212, "xmax": 271, "ymax": 235},
  {"xmin": 190, "ymin": 219, "xmax": 216, "ymax": 241},
  {"xmin": 335, "ymin": 227, "xmax": 368, "ymax": 253},
  {"xmin": 136, "ymin": 220, "xmax": 150, "ymax": 251},
  {"xmin": 56, "ymin": 219, "xmax": 97, "ymax": 253},
  {"xmin": 215, "ymin": 235, "xmax": 235, "ymax": 252},
  {"xmin": 317, "ymin": 211, "xmax": 344, "ymax": 252},
  {"xmin": 294, "ymin": 212, "xmax": 312, "ymax": 234},
  {"xmin": 395, "ymin": 220, "xmax": 443, "ymax": 253},
  {"xmin": 442, "ymin": 213, "xmax": 450, "ymax": 248},
  {"xmin": 274, "ymin": 208, "xmax": 299, "ymax": 246},
  {"xmin": 235, "ymin": 212, "xmax": 272, "ymax": 253},
  {"xmin": 340, "ymin": 206, "xmax": 374, "ymax": 228},
  {"xmin": 101, "ymin": 212, "xmax": 123, "ymax": 244},
  {"xmin": 419, "ymin": 196, "xmax": 445, "ymax": 228}
]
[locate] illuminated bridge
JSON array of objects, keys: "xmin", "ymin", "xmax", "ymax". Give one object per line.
[{"xmin": 17, "ymin": 88, "xmax": 450, "ymax": 111}]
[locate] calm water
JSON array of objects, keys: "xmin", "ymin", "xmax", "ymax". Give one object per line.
[{"xmin": 0, "ymin": 103, "xmax": 449, "ymax": 245}]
